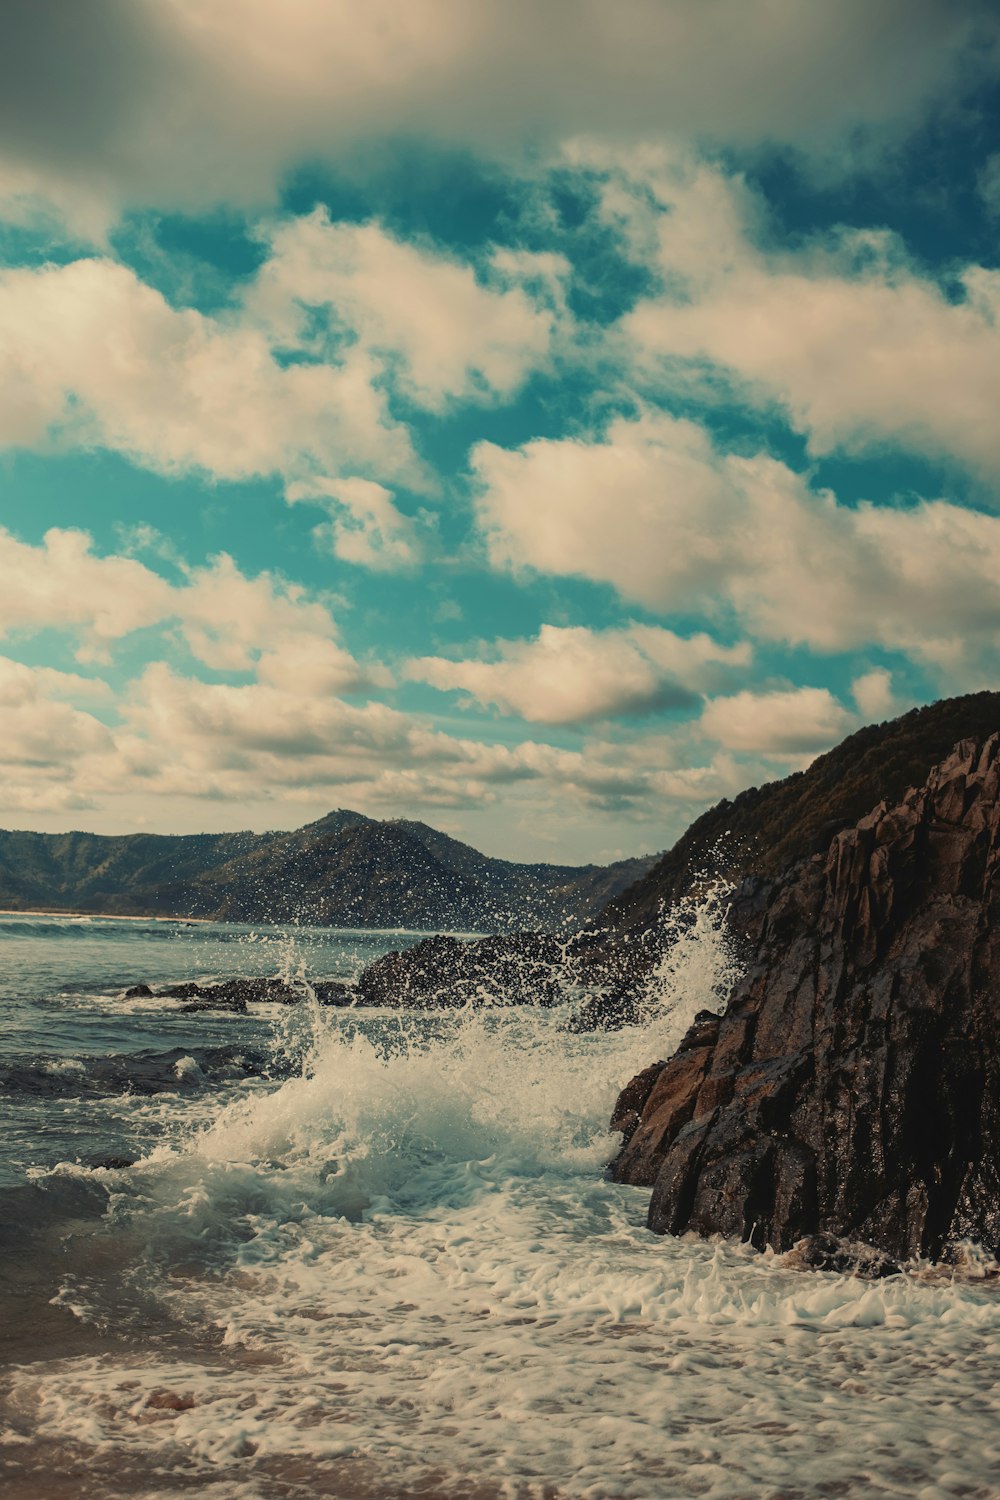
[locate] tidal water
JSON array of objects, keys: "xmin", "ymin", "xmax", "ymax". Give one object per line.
[{"xmin": 0, "ymin": 911, "xmax": 998, "ymax": 1500}]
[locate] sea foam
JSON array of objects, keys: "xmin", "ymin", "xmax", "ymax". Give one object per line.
[{"xmin": 3, "ymin": 897, "xmax": 999, "ymax": 1499}]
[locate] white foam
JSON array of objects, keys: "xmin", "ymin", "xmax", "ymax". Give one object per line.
[{"xmin": 7, "ymin": 899, "xmax": 1000, "ymax": 1498}]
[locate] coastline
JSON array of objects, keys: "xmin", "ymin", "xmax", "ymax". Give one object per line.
[{"xmin": 0, "ymin": 909, "xmax": 210, "ymax": 923}]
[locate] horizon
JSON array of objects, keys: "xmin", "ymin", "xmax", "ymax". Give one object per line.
[{"xmin": 2, "ymin": 3, "xmax": 1000, "ymax": 863}]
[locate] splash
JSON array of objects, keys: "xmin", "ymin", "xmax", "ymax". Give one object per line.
[
  {"xmin": 146, "ymin": 879, "xmax": 741, "ymax": 1222},
  {"xmin": 4, "ymin": 893, "xmax": 999, "ymax": 1500}
]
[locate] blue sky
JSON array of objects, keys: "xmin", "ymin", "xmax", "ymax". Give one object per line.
[{"xmin": 1, "ymin": 1, "xmax": 999, "ymax": 862}]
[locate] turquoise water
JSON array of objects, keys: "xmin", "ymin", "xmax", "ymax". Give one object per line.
[
  {"xmin": 1, "ymin": 912, "xmax": 998, "ymax": 1500},
  {"xmin": 0, "ymin": 913, "xmax": 426, "ymax": 1189}
]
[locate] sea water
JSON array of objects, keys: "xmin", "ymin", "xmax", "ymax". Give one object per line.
[{"xmin": 0, "ymin": 911, "xmax": 998, "ymax": 1499}]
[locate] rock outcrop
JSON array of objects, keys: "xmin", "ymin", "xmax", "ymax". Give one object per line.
[
  {"xmin": 355, "ymin": 932, "xmax": 568, "ymax": 1008},
  {"xmin": 123, "ymin": 977, "xmax": 353, "ymax": 1009},
  {"xmin": 611, "ymin": 735, "xmax": 1000, "ymax": 1263}
]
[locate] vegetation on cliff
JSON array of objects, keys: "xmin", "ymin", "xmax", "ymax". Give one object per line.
[{"xmin": 601, "ymin": 691, "xmax": 1000, "ymax": 933}]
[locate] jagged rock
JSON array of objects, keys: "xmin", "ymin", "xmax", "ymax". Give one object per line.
[
  {"xmin": 563, "ymin": 987, "xmax": 641, "ymax": 1033},
  {"xmin": 612, "ymin": 735, "xmax": 1000, "ymax": 1263},
  {"xmin": 312, "ymin": 980, "xmax": 353, "ymax": 1006},
  {"xmin": 609, "ymin": 1061, "xmax": 668, "ymax": 1144},
  {"xmin": 356, "ymin": 932, "xmax": 568, "ymax": 1008},
  {"xmin": 179, "ymin": 996, "xmax": 248, "ymax": 1014},
  {"xmin": 126, "ymin": 976, "xmax": 355, "ymax": 1008},
  {"xmin": 159, "ymin": 982, "xmax": 203, "ymax": 1000},
  {"xmin": 782, "ymin": 1233, "xmax": 901, "ymax": 1279},
  {"xmin": 602, "ymin": 690, "xmax": 1000, "ymax": 935}
]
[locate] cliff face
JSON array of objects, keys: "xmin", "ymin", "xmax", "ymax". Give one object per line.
[
  {"xmin": 612, "ymin": 735, "xmax": 1000, "ymax": 1262},
  {"xmin": 601, "ymin": 691, "xmax": 1000, "ymax": 935}
]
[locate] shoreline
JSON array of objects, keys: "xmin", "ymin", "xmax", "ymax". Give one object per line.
[{"xmin": 0, "ymin": 909, "xmax": 210, "ymax": 923}]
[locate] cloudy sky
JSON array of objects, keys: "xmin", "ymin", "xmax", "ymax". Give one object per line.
[{"xmin": 1, "ymin": 0, "xmax": 999, "ymax": 863}]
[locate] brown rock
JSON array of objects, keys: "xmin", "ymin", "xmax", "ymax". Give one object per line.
[{"xmin": 611, "ymin": 734, "xmax": 1000, "ymax": 1263}]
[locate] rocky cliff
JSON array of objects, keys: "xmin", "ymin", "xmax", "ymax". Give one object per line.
[
  {"xmin": 601, "ymin": 690, "xmax": 1000, "ymax": 935},
  {"xmin": 611, "ymin": 735, "xmax": 1000, "ymax": 1263}
]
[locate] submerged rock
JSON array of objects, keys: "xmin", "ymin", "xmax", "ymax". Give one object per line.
[
  {"xmin": 124, "ymin": 976, "xmax": 353, "ymax": 1008},
  {"xmin": 782, "ymin": 1233, "xmax": 901, "ymax": 1280},
  {"xmin": 612, "ymin": 734, "xmax": 1000, "ymax": 1264},
  {"xmin": 0, "ymin": 1045, "xmax": 277, "ymax": 1097}
]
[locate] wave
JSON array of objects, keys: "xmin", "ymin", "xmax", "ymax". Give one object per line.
[
  {"xmin": 0, "ymin": 1044, "xmax": 281, "ymax": 1099},
  {"xmin": 4, "ymin": 889, "xmax": 999, "ymax": 1500}
]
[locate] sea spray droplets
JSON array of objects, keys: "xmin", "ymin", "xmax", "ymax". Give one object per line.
[
  {"xmin": 12, "ymin": 897, "xmax": 999, "ymax": 1499},
  {"xmin": 127, "ymin": 887, "xmax": 744, "ymax": 1248},
  {"xmin": 635, "ymin": 880, "xmax": 741, "ymax": 1032}
]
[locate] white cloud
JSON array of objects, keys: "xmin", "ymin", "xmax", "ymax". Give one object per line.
[
  {"xmin": 0, "ymin": 527, "xmax": 359, "ymax": 676},
  {"xmin": 601, "ymin": 149, "xmax": 1000, "ymax": 475},
  {"xmin": 408, "ymin": 622, "xmax": 750, "ymax": 725},
  {"xmin": 472, "ymin": 410, "xmax": 1000, "ymax": 683},
  {"xmin": 0, "ymin": 256, "xmax": 420, "ymax": 489},
  {"xmin": 106, "ymin": 663, "xmax": 577, "ymax": 814},
  {"xmin": 700, "ymin": 687, "xmax": 856, "ymax": 755},
  {"xmin": 0, "ymin": 656, "xmax": 113, "ymax": 774},
  {"xmin": 0, "ymin": 220, "xmax": 564, "ymax": 520},
  {"xmin": 852, "ymin": 668, "xmax": 899, "ymax": 721},
  {"xmin": 250, "ymin": 212, "xmax": 560, "ymax": 410},
  {"xmin": 256, "ymin": 638, "xmax": 391, "ymax": 697},
  {"xmin": 0, "ymin": 639, "xmax": 894, "ymax": 862},
  {"xmin": 287, "ymin": 476, "xmax": 425, "ymax": 572},
  {"xmin": 0, "ymin": 527, "xmax": 175, "ymax": 657},
  {"xmin": 174, "ymin": 554, "xmax": 341, "ymax": 673},
  {"xmin": 473, "ymin": 411, "xmax": 739, "ymax": 614}
]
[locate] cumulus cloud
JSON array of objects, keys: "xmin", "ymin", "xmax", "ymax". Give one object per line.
[
  {"xmin": 699, "ymin": 687, "xmax": 856, "ymax": 755},
  {"xmin": 0, "ymin": 217, "xmax": 563, "ymax": 515},
  {"xmin": 108, "ymin": 663, "xmax": 581, "ymax": 815},
  {"xmin": 852, "ymin": 668, "xmax": 899, "ymax": 722},
  {"xmin": 0, "ymin": 527, "xmax": 359, "ymax": 675},
  {"xmin": 598, "ymin": 149, "xmax": 1000, "ymax": 476},
  {"xmin": 0, "ymin": 526, "xmax": 175, "ymax": 657},
  {"xmin": 471, "ymin": 410, "xmax": 1000, "ymax": 683},
  {"xmin": 408, "ymin": 622, "xmax": 750, "ymax": 725},
  {"xmin": 256, "ymin": 638, "xmax": 392, "ymax": 698},
  {"xmin": 1, "ymin": 1, "xmax": 993, "ymax": 219},
  {"xmin": 250, "ymin": 213, "xmax": 561, "ymax": 411},
  {"xmin": 0, "ymin": 639, "xmax": 777, "ymax": 853},
  {"xmin": 287, "ymin": 476, "xmax": 426, "ymax": 572},
  {"xmin": 111, "ymin": 661, "xmax": 778, "ymax": 828},
  {"xmin": 0, "ymin": 257, "xmax": 420, "ymax": 489},
  {"xmin": 0, "ymin": 656, "xmax": 113, "ymax": 807}
]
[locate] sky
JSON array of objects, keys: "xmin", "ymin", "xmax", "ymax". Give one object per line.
[{"xmin": 1, "ymin": 1, "xmax": 1000, "ymax": 864}]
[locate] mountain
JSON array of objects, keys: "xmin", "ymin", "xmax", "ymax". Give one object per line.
[
  {"xmin": 600, "ymin": 690, "xmax": 1000, "ymax": 933},
  {"xmin": 0, "ymin": 810, "xmax": 655, "ymax": 932}
]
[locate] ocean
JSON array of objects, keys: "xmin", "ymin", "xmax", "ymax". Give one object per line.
[{"xmin": 0, "ymin": 911, "xmax": 997, "ymax": 1500}]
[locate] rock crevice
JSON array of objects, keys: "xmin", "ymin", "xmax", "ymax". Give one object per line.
[{"xmin": 611, "ymin": 735, "xmax": 1000, "ymax": 1262}]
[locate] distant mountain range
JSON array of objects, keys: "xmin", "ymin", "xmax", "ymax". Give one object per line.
[{"xmin": 0, "ymin": 808, "xmax": 656, "ymax": 932}]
